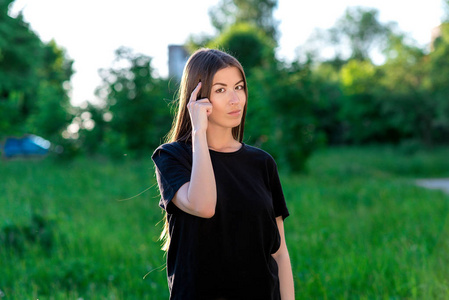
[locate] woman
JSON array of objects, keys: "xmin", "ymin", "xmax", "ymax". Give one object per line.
[{"xmin": 152, "ymin": 48, "xmax": 294, "ymax": 300}]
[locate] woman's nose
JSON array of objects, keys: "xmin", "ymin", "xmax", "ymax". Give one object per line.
[{"xmin": 229, "ymin": 91, "xmax": 240, "ymax": 105}]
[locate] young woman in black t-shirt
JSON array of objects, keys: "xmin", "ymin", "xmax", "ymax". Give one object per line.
[{"xmin": 152, "ymin": 48, "xmax": 294, "ymax": 299}]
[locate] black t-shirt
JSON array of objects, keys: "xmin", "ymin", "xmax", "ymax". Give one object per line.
[{"xmin": 152, "ymin": 141, "xmax": 289, "ymax": 300}]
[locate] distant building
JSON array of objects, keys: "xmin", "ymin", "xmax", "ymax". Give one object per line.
[
  {"xmin": 430, "ymin": 25, "xmax": 442, "ymax": 51},
  {"xmin": 168, "ymin": 45, "xmax": 189, "ymax": 81}
]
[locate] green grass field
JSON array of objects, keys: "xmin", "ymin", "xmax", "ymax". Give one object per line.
[{"xmin": 1, "ymin": 146, "xmax": 449, "ymax": 299}]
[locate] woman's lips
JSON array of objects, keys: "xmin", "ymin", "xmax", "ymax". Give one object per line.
[{"xmin": 228, "ymin": 109, "xmax": 241, "ymax": 116}]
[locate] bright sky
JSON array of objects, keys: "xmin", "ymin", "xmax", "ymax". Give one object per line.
[{"xmin": 9, "ymin": 0, "xmax": 444, "ymax": 106}]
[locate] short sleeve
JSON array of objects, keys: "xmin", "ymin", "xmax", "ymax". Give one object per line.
[
  {"xmin": 151, "ymin": 143, "xmax": 192, "ymax": 213},
  {"xmin": 269, "ymin": 158, "xmax": 290, "ymax": 220}
]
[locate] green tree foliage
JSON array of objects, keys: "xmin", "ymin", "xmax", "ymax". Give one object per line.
[
  {"xmin": 0, "ymin": 0, "xmax": 73, "ymax": 144},
  {"xmin": 208, "ymin": 23, "xmax": 275, "ymax": 72},
  {"xmin": 78, "ymin": 47, "xmax": 172, "ymax": 158},
  {"xmin": 302, "ymin": 6, "xmax": 449, "ymax": 147},
  {"xmin": 334, "ymin": 7, "xmax": 392, "ymax": 61},
  {"xmin": 27, "ymin": 41, "xmax": 74, "ymax": 142},
  {"xmin": 246, "ymin": 63, "xmax": 324, "ymax": 172},
  {"xmin": 338, "ymin": 60, "xmax": 380, "ymax": 143},
  {"xmin": 187, "ymin": 0, "xmax": 278, "ymax": 53},
  {"xmin": 376, "ymin": 33, "xmax": 433, "ymax": 145},
  {"xmin": 311, "ymin": 7, "xmax": 393, "ymax": 63},
  {"xmin": 209, "ymin": 0, "xmax": 278, "ymax": 41},
  {"xmin": 0, "ymin": 0, "xmax": 42, "ymax": 136},
  {"xmin": 307, "ymin": 62, "xmax": 345, "ymax": 145},
  {"xmin": 334, "ymin": 37, "xmax": 436, "ymax": 145}
]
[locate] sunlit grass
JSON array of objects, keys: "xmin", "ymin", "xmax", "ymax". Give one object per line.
[
  {"xmin": 1, "ymin": 157, "xmax": 168, "ymax": 299},
  {"xmin": 288, "ymin": 145, "xmax": 449, "ymax": 299},
  {"xmin": 1, "ymin": 145, "xmax": 449, "ymax": 299}
]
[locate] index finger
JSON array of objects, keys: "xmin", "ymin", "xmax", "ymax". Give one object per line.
[{"xmin": 190, "ymin": 82, "xmax": 202, "ymax": 102}]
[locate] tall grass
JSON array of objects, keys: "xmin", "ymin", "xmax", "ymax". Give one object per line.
[
  {"xmin": 1, "ymin": 157, "xmax": 168, "ymax": 299},
  {"xmin": 288, "ymin": 145, "xmax": 449, "ymax": 299},
  {"xmin": 1, "ymin": 145, "xmax": 449, "ymax": 299}
]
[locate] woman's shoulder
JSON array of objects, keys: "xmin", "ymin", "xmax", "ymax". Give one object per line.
[
  {"xmin": 243, "ymin": 144, "xmax": 276, "ymax": 162},
  {"xmin": 152, "ymin": 141, "xmax": 192, "ymax": 158}
]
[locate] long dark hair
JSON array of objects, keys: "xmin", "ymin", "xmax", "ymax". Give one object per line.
[
  {"xmin": 166, "ymin": 48, "xmax": 248, "ymax": 144},
  {"xmin": 160, "ymin": 48, "xmax": 248, "ymax": 251}
]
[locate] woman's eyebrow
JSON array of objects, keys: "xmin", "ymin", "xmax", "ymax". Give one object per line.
[{"xmin": 212, "ymin": 79, "xmax": 244, "ymax": 87}]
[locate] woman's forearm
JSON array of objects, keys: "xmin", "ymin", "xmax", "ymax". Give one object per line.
[
  {"xmin": 275, "ymin": 252, "xmax": 295, "ymax": 300},
  {"xmin": 273, "ymin": 217, "xmax": 295, "ymax": 299},
  {"xmin": 188, "ymin": 130, "xmax": 217, "ymax": 217}
]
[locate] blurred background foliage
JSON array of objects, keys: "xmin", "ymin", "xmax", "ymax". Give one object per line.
[
  {"xmin": 0, "ymin": 0, "xmax": 73, "ymax": 150},
  {"xmin": 1, "ymin": 0, "xmax": 449, "ymax": 170},
  {"xmin": 2, "ymin": 0, "xmax": 449, "ymax": 298}
]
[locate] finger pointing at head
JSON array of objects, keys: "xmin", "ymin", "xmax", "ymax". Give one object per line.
[{"xmin": 190, "ymin": 82, "xmax": 202, "ymax": 102}]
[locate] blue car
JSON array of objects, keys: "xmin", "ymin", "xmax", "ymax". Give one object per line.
[{"xmin": 2, "ymin": 135, "xmax": 51, "ymax": 159}]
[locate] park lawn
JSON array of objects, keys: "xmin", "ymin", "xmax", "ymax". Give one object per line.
[{"xmin": 1, "ymin": 146, "xmax": 449, "ymax": 299}]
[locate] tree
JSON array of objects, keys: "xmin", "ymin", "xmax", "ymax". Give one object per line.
[
  {"xmin": 79, "ymin": 47, "xmax": 172, "ymax": 157},
  {"xmin": 26, "ymin": 41, "xmax": 74, "ymax": 142},
  {"xmin": 208, "ymin": 23, "xmax": 275, "ymax": 72},
  {"xmin": 306, "ymin": 7, "xmax": 393, "ymax": 63},
  {"xmin": 338, "ymin": 59, "xmax": 386, "ymax": 143},
  {"xmin": 0, "ymin": 0, "xmax": 73, "ymax": 144},
  {"xmin": 375, "ymin": 33, "xmax": 432, "ymax": 144},
  {"xmin": 334, "ymin": 7, "xmax": 393, "ymax": 61},
  {"xmin": 209, "ymin": 0, "xmax": 278, "ymax": 41},
  {"xmin": 0, "ymin": 1, "xmax": 42, "ymax": 136},
  {"xmin": 242, "ymin": 60, "xmax": 325, "ymax": 172}
]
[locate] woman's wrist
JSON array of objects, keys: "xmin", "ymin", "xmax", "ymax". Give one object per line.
[{"xmin": 192, "ymin": 130, "xmax": 208, "ymax": 148}]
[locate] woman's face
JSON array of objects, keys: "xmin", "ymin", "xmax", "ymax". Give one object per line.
[{"xmin": 207, "ymin": 66, "xmax": 246, "ymax": 130}]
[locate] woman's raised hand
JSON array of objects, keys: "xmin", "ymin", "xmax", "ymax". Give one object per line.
[{"xmin": 187, "ymin": 82, "xmax": 212, "ymax": 133}]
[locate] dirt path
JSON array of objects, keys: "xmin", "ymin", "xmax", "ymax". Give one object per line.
[{"xmin": 415, "ymin": 178, "xmax": 449, "ymax": 195}]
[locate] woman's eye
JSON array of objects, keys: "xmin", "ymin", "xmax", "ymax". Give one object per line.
[
  {"xmin": 215, "ymin": 88, "xmax": 225, "ymax": 93},
  {"xmin": 235, "ymin": 85, "xmax": 244, "ymax": 91}
]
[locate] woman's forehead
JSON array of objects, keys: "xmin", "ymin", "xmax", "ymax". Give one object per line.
[{"xmin": 212, "ymin": 66, "xmax": 243, "ymax": 84}]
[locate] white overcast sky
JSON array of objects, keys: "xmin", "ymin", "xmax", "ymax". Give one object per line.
[{"xmin": 9, "ymin": 0, "xmax": 445, "ymax": 106}]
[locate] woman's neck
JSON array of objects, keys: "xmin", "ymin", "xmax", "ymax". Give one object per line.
[{"xmin": 206, "ymin": 126, "xmax": 240, "ymax": 152}]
